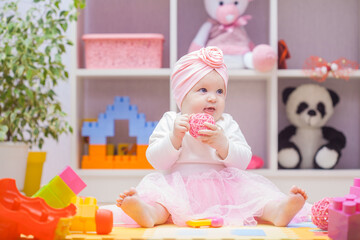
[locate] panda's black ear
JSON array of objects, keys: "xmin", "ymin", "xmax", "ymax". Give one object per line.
[
  {"xmin": 327, "ymin": 89, "xmax": 340, "ymax": 106},
  {"xmin": 282, "ymin": 87, "xmax": 296, "ymax": 104}
]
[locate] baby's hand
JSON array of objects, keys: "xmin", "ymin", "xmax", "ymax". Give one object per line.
[
  {"xmin": 170, "ymin": 114, "xmax": 190, "ymax": 150},
  {"xmin": 197, "ymin": 122, "xmax": 229, "ymax": 159}
]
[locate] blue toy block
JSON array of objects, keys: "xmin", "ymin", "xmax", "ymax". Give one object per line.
[
  {"xmin": 81, "ymin": 96, "xmax": 159, "ymax": 146},
  {"xmin": 98, "ymin": 113, "xmax": 115, "ymax": 136},
  {"xmin": 89, "ymin": 135, "xmax": 107, "ymax": 145},
  {"xmin": 129, "ymin": 113, "xmax": 146, "ymax": 136},
  {"xmin": 137, "ymin": 121, "xmax": 158, "ymax": 145},
  {"xmin": 113, "ymin": 96, "xmax": 130, "ymax": 113}
]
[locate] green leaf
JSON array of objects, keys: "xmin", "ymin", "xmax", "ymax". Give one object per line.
[
  {"xmin": 0, "ymin": 0, "xmax": 79, "ymax": 147},
  {"xmin": 0, "ymin": 125, "xmax": 9, "ymax": 141},
  {"xmin": 26, "ymin": 69, "xmax": 33, "ymax": 80}
]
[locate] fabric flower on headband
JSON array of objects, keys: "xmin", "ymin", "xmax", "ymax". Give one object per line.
[
  {"xmin": 303, "ymin": 56, "xmax": 359, "ymax": 82},
  {"xmin": 198, "ymin": 46, "xmax": 224, "ymax": 68}
]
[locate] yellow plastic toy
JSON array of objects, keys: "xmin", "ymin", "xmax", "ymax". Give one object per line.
[
  {"xmin": 70, "ymin": 196, "xmax": 113, "ymax": 234},
  {"xmin": 186, "ymin": 217, "xmax": 224, "ymax": 228}
]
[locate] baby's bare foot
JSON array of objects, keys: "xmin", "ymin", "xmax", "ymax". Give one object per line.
[
  {"xmin": 116, "ymin": 188, "xmax": 157, "ymax": 228},
  {"xmin": 273, "ymin": 185, "xmax": 307, "ymax": 227},
  {"xmin": 116, "ymin": 187, "xmax": 137, "ymax": 207}
]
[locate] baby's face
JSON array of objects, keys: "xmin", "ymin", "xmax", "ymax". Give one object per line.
[{"xmin": 181, "ymin": 70, "xmax": 226, "ymax": 122}]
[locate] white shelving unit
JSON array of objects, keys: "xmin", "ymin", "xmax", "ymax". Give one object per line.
[{"xmin": 70, "ymin": 0, "xmax": 360, "ymax": 204}]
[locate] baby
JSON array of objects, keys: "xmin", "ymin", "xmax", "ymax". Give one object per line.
[{"xmin": 114, "ymin": 46, "xmax": 309, "ymax": 227}]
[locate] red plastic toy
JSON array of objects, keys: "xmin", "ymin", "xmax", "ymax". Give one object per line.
[{"xmin": 0, "ymin": 178, "xmax": 76, "ymax": 240}]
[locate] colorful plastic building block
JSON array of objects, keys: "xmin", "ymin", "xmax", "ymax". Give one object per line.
[
  {"xmin": 186, "ymin": 217, "xmax": 224, "ymax": 228},
  {"xmin": 81, "ymin": 96, "xmax": 158, "ymax": 169},
  {"xmin": 328, "ymin": 195, "xmax": 360, "ymax": 240},
  {"xmin": 81, "ymin": 96, "xmax": 158, "ymax": 145},
  {"xmin": 350, "ymin": 178, "xmax": 360, "ymax": 197},
  {"xmin": 0, "ymin": 178, "xmax": 76, "ymax": 240},
  {"xmin": 33, "ymin": 166, "xmax": 86, "ymax": 208},
  {"xmin": 70, "ymin": 196, "xmax": 113, "ymax": 234},
  {"xmin": 23, "ymin": 151, "xmax": 47, "ymax": 196}
]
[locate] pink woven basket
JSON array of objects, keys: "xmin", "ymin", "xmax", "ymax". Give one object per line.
[{"xmin": 83, "ymin": 34, "xmax": 164, "ymax": 69}]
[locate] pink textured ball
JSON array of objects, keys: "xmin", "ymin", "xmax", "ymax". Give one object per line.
[
  {"xmin": 252, "ymin": 44, "xmax": 277, "ymax": 72},
  {"xmin": 189, "ymin": 113, "xmax": 215, "ymax": 138},
  {"xmin": 311, "ymin": 197, "xmax": 332, "ymax": 230}
]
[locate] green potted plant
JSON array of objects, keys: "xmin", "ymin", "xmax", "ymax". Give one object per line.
[{"xmin": 0, "ymin": 0, "xmax": 85, "ymax": 190}]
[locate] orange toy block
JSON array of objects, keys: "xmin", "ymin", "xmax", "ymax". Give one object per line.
[
  {"xmin": 89, "ymin": 145, "xmax": 107, "ymax": 156},
  {"xmin": 82, "ymin": 155, "xmax": 113, "ymax": 169},
  {"xmin": 136, "ymin": 145, "xmax": 153, "ymax": 169}
]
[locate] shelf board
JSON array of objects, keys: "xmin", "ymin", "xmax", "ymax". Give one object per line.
[
  {"xmin": 229, "ymin": 69, "xmax": 272, "ymax": 80},
  {"xmin": 277, "ymin": 69, "xmax": 360, "ymax": 79},
  {"xmin": 75, "ymin": 68, "xmax": 272, "ymax": 80},
  {"xmin": 76, "ymin": 168, "xmax": 360, "ymax": 178},
  {"xmin": 76, "ymin": 68, "xmax": 172, "ymax": 78}
]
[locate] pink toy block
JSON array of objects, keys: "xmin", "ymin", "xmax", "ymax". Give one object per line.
[
  {"xmin": 350, "ymin": 178, "xmax": 360, "ymax": 197},
  {"xmin": 328, "ymin": 196, "xmax": 360, "ymax": 240},
  {"xmin": 58, "ymin": 166, "xmax": 87, "ymax": 195}
]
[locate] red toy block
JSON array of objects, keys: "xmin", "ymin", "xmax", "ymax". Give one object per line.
[
  {"xmin": 350, "ymin": 178, "xmax": 360, "ymax": 197},
  {"xmin": 0, "ymin": 178, "xmax": 76, "ymax": 240},
  {"xmin": 328, "ymin": 196, "xmax": 360, "ymax": 240}
]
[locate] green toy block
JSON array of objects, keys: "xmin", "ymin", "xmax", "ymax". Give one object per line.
[{"xmin": 33, "ymin": 176, "xmax": 76, "ymax": 208}]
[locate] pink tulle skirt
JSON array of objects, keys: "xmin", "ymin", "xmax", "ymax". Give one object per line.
[{"xmin": 103, "ymin": 167, "xmax": 311, "ymax": 226}]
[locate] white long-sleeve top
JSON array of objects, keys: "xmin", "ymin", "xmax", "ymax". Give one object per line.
[{"xmin": 146, "ymin": 111, "xmax": 252, "ymax": 176}]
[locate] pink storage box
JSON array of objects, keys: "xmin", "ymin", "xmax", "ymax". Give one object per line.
[{"xmin": 82, "ymin": 34, "xmax": 164, "ymax": 69}]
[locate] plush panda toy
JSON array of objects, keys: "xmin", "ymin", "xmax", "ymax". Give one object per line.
[{"xmin": 278, "ymin": 84, "xmax": 346, "ymax": 169}]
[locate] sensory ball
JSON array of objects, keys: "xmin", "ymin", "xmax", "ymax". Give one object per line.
[{"xmin": 189, "ymin": 113, "xmax": 215, "ymax": 138}]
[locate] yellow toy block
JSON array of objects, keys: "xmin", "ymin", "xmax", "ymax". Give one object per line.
[
  {"xmin": 117, "ymin": 143, "xmax": 129, "ymax": 155},
  {"xmin": 24, "ymin": 151, "xmax": 47, "ymax": 196},
  {"xmin": 55, "ymin": 217, "xmax": 73, "ymax": 240},
  {"xmin": 70, "ymin": 196, "xmax": 99, "ymax": 233},
  {"xmin": 107, "ymin": 144, "xmax": 114, "ymax": 155}
]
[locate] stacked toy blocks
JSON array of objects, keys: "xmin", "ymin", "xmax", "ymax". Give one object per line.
[
  {"xmin": 0, "ymin": 178, "xmax": 76, "ymax": 240},
  {"xmin": 81, "ymin": 96, "xmax": 158, "ymax": 169},
  {"xmin": 328, "ymin": 178, "xmax": 360, "ymax": 240},
  {"xmin": 70, "ymin": 196, "xmax": 113, "ymax": 234},
  {"xmin": 33, "ymin": 166, "xmax": 87, "ymax": 208}
]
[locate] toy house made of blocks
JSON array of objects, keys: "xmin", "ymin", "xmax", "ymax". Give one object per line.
[{"xmin": 81, "ymin": 96, "xmax": 158, "ymax": 169}]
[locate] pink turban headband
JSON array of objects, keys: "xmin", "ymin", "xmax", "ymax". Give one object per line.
[{"xmin": 171, "ymin": 46, "xmax": 228, "ymax": 109}]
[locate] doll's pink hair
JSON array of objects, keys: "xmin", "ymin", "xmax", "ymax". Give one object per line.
[{"xmin": 171, "ymin": 46, "xmax": 228, "ymax": 109}]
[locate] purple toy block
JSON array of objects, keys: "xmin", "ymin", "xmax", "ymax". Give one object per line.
[
  {"xmin": 350, "ymin": 178, "xmax": 360, "ymax": 197},
  {"xmin": 328, "ymin": 196, "xmax": 360, "ymax": 240},
  {"xmin": 59, "ymin": 166, "xmax": 87, "ymax": 195}
]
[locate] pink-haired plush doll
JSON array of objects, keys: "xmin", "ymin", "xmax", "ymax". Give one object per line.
[{"xmin": 189, "ymin": 0, "xmax": 276, "ymax": 72}]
